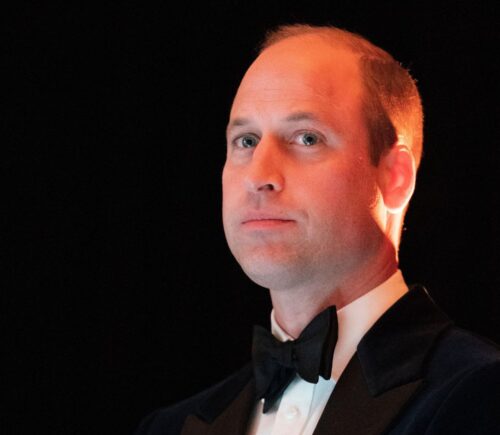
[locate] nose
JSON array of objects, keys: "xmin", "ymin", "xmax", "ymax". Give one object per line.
[{"xmin": 244, "ymin": 138, "xmax": 284, "ymax": 193}]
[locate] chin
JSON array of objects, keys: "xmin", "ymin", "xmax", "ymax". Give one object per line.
[{"xmin": 237, "ymin": 254, "xmax": 308, "ymax": 290}]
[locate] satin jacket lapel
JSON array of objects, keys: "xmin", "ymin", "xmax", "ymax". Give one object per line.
[
  {"xmin": 181, "ymin": 365, "xmax": 256, "ymax": 435},
  {"xmin": 181, "ymin": 380, "xmax": 255, "ymax": 435},
  {"xmin": 315, "ymin": 286, "xmax": 452, "ymax": 435},
  {"xmin": 313, "ymin": 356, "xmax": 421, "ymax": 435}
]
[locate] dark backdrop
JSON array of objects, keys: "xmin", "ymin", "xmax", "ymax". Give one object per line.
[{"xmin": 6, "ymin": 2, "xmax": 499, "ymax": 434}]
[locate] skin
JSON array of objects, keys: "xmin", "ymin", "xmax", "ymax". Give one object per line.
[{"xmin": 222, "ymin": 34, "xmax": 416, "ymax": 338}]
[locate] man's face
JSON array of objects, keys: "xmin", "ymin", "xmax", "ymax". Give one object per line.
[{"xmin": 222, "ymin": 35, "xmax": 387, "ymax": 292}]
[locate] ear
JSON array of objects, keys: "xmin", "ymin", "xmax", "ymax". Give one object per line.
[{"xmin": 377, "ymin": 144, "xmax": 416, "ymax": 214}]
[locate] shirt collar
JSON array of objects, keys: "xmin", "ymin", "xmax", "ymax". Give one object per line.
[{"xmin": 270, "ymin": 269, "xmax": 409, "ymax": 381}]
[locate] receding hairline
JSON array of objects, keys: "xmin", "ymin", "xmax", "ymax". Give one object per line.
[{"xmin": 258, "ymin": 24, "xmax": 395, "ymax": 63}]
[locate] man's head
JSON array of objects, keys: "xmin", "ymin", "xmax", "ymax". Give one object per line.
[{"xmin": 222, "ymin": 25, "xmax": 422, "ymax": 296}]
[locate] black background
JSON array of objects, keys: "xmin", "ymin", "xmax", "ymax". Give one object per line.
[{"xmin": 6, "ymin": 1, "xmax": 499, "ymax": 434}]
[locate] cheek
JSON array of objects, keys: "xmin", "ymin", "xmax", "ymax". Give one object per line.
[
  {"xmin": 221, "ymin": 166, "xmax": 239, "ymax": 219},
  {"xmin": 297, "ymin": 164, "xmax": 379, "ymax": 225},
  {"xmin": 221, "ymin": 165, "xmax": 233, "ymax": 199}
]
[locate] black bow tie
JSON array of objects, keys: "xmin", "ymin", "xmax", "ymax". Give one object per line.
[{"xmin": 252, "ymin": 306, "xmax": 338, "ymax": 413}]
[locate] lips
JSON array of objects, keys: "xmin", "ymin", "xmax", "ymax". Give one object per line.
[
  {"xmin": 240, "ymin": 211, "xmax": 295, "ymax": 229},
  {"xmin": 241, "ymin": 211, "xmax": 293, "ymax": 223}
]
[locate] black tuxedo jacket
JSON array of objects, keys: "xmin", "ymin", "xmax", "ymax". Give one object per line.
[{"xmin": 135, "ymin": 287, "xmax": 500, "ymax": 434}]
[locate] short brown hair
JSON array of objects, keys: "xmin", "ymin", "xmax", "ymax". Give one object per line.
[{"xmin": 259, "ymin": 24, "xmax": 423, "ymax": 167}]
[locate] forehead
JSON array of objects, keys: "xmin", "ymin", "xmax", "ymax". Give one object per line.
[{"xmin": 230, "ymin": 35, "xmax": 364, "ymax": 125}]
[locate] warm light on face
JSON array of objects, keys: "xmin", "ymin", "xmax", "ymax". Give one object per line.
[{"xmin": 222, "ymin": 35, "xmax": 391, "ymax": 291}]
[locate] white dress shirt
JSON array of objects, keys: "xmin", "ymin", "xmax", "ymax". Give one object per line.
[{"xmin": 246, "ymin": 270, "xmax": 409, "ymax": 435}]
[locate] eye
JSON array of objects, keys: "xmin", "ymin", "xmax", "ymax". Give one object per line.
[
  {"xmin": 298, "ymin": 131, "xmax": 321, "ymax": 146},
  {"xmin": 235, "ymin": 134, "xmax": 259, "ymax": 148}
]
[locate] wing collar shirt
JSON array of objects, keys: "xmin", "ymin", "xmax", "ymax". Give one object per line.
[{"xmin": 247, "ymin": 269, "xmax": 409, "ymax": 435}]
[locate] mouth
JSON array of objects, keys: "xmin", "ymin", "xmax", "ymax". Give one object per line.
[{"xmin": 241, "ymin": 218, "xmax": 295, "ymax": 230}]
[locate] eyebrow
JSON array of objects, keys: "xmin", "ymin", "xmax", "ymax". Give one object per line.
[
  {"xmin": 283, "ymin": 111, "xmax": 322, "ymax": 123},
  {"xmin": 226, "ymin": 117, "xmax": 251, "ymax": 131},
  {"xmin": 226, "ymin": 111, "xmax": 322, "ymax": 132}
]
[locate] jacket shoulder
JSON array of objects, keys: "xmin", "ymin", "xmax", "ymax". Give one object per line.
[
  {"xmin": 134, "ymin": 363, "xmax": 253, "ymax": 435},
  {"xmin": 390, "ymin": 327, "xmax": 500, "ymax": 434},
  {"xmin": 428, "ymin": 326, "xmax": 500, "ymax": 378}
]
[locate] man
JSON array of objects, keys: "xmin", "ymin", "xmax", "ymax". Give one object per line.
[{"xmin": 136, "ymin": 24, "xmax": 500, "ymax": 434}]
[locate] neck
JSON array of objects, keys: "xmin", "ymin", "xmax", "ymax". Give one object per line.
[{"xmin": 269, "ymin": 257, "xmax": 398, "ymax": 338}]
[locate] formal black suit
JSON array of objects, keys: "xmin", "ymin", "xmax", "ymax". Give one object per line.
[{"xmin": 135, "ymin": 287, "xmax": 500, "ymax": 434}]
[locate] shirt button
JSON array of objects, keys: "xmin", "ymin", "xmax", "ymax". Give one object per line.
[{"xmin": 285, "ymin": 406, "xmax": 300, "ymax": 420}]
